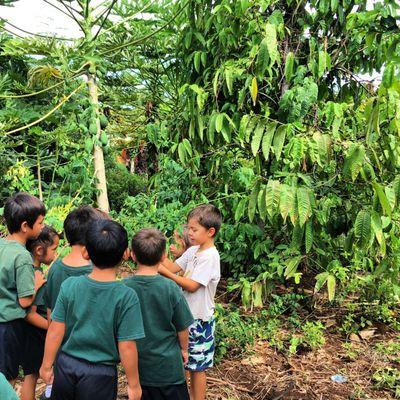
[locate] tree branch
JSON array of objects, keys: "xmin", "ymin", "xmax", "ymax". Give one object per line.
[
  {"xmin": 100, "ymin": 1, "xmax": 189, "ymax": 55},
  {"xmin": 92, "ymin": 0, "xmax": 117, "ymax": 41},
  {"xmin": 58, "ymin": 0, "xmax": 85, "ymax": 30}
]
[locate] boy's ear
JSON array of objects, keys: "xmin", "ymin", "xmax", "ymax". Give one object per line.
[
  {"xmin": 123, "ymin": 248, "xmax": 130, "ymax": 261},
  {"xmin": 130, "ymin": 250, "xmax": 137, "ymax": 263},
  {"xmin": 21, "ymin": 221, "xmax": 29, "ymax": 233},
  {"xmin": 35, "ymin": 246, "xmax": 45, "ymax": 257},
  {"xmin": 160, "ymin": 251, "xmax": 167, "ymax": 262},
  {"xmin": 207, "ymin": 227, "xmax": 216, "ymax": 238},
  {"xmin": 81, "ymin": 246, "xmax": 90, "ymax": 261}
]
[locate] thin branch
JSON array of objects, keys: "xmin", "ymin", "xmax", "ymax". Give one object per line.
[
  {"xmin": 100, "ymin": 1, "xmax": 189, "ymax": 55},
  {"xmin": 0, "ymin": 17, "xmax": 72, "ymax": 40},
  {"xmin": 58, "ymin": 0, "xmax": 85, "ymax": 30},
  {"xmin": 58, "ymin": 0, "xmax": 81, "ymax": 14},
  {"xmin": 3, "ymin": 84, "xmax": 84, "ymax": 136},
  {"xmin": 42, "ymin": 0, "xmax": 74, "ymax": 20},
  {"xmin": 100, "ymin": 0, "xmax": 158, "ymax": 36},
  {"xmin": 0, "ymin": 79, "xmax": 66, "ymax": 98},
  {"xmin": 1, "ymin": 26, "xmax": 25, "ymax": 39},
  {"xmin": 92, "ymin": 0, "xmax": 117, "ymax": 41}
]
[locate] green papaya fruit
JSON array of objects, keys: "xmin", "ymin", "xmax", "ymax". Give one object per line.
[
  {"xmin": 84, "ymin": 138, "xmax": 93, "ymax": 153},
  {"xmin": 99, "ymin": 114, "xmax": 108, "ymax": 129},
  {"xmin": 89, "ymin": 122, "xmax": 98, "ymax": 135},
  {"xmin": 100, "ymin": 131, "xmax": 108, "ymax": 146}
]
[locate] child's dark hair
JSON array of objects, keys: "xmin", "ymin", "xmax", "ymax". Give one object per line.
[
  {"xmin": 3, "ymin": 192, "xmax": 46, "ymax": 234},
  {"xmin": 26, "ymin": 225, "xmax": 59, "ymax": 254},
  {"xmin": 85, "ymin": 219, "xmax": 128, "ymax": 268},
  {"xmin": 64, "ymin": 205, "xmax": 104, "ymax": 246},
  {"xmin": 187, "ymin": 204, "xmax": 222, "ymax": 236},
  {"xmin": 131, "ymin": 228, "xmax": 166, "ymax": 266}
]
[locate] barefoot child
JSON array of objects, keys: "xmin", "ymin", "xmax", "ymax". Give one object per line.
[
  {"xmin": 21, "ymin": 226, "xmax": 59, "ymax": 400},
  {"xmin": 159, "ymin": 204, "xmax": 222, "ymax": 400}
]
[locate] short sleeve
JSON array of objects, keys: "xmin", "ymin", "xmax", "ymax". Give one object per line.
[
  {"xmin": 176, "ymin": 247, "xmax": 195, "ymax": 272},
  {"xmin": 44, "ymin": 268, "xmax": 53, "ymax": 309},
  {"xmin": 116, "ymin": 290, "xmax": 145, "ymax": 341},
  {"xmin": 190, "ymin": 253, "xmax": 219, "ymax": 287},
  {"xmin": 51, "ymin": 283, "xmax": 67, "ymax": 323},
  {"xmin": 172, "ymin": 294, "xmax": 194, "ymax": 332},
  {"xmin": 15, "ymin": 256, "xmax": 34, "ymax": 298}
]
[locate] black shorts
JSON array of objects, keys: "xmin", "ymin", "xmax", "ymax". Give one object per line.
[
  {"xmin": 22, "ymin": 325, "xmax": 46, "ymax": 375},
  {"xmin": 141, "ymin": 382, "xmax": 190, "ymax": 400},
  {"xmin": 52, "ymin": 352, "xmax": 118, "ymax": 400},
  {"xmin": 0, "ymin": 319, "xmax": 26, "ymax": 380}
]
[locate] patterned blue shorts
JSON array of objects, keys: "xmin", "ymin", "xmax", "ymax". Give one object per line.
[{"xmin": 185, "ymin": 317, "xmax": 215, "ymax": 372}]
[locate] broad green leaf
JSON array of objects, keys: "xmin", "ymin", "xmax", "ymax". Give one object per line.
[
  {"xmin": 241, "ymin": 279, "xmax": 251, "ymax": 309},
  {"xmin": 385, "ymin": 186, "xmax": 396, "ymax": 211},
  {"xmin": 284, "ymin": 51, "xmax": 294, "ymax": 82},
  {"xmin": 250, "ymin": 77, "xmax": 258, "ymax": 105},
  {"xmin": 258, "ymin": 187, "xmax": 267, "ymax": 220},
  {"xmin": 235, "ymin": 198, "xmax": 247, "ymax": 222},
  {"xmin": 194, "ymin": 51, "xmax": 201, "ymax": 73},
  {"xmin": 291, "ymin": 223, "xmax": 303, "ymax": 249},
  {"xmin": 297, "ymin": 187, "xmax": 312, "ymax": 226},
  {"xmin": 208, "ymin": 113, "xmax": 217, "ymax": 144},
  {"xmin": 372, "ymin": 182, "xmax": 392, "ymax": 217},
  {"xmin": 371, "ymin": 210, "xmax": 383, "ymax": 245},
  {"xmin": 284, "ymin": 256, "xmax": 302, "ymax": 279},
  {"xmin": 343, "ymin": 145, "xmax": 365, "ymax": 181},
  {"xmin": 262, "ymin": 121, "xmax": 277, "ymax": 160},
  {"xmin": 182, "ymin": 138, "xmax": 192, "ymax": 156},
  {"xmin": 264, "ymin": 23, "xmax": 278, "ymax": 66},
  {"xmin": 265, "ymin": 180, "xmax": 281, "ymax": 218},
  {"xmin": 213, "ymin": 70, "xmax": 220, "ymax": 97},
  {"xmin": 272, "ymin": 124, "xmax": 286, "ymax": 161},
  {"xmin": 252, "ymin": 281, "xmax": 263, "ymax": 308},
  {"xmin": 318, "ymin": 50, "xmax": 326, "ymax": 78},
  {"xmin": 314, "ymin": 272, "xmax": 329, "ymax": 293},
  {"xmin": 178, "ymin": 142, "xmax": 186, "ymax": 164},
  {"xmin": 382, "ymin": 64, "xmax": 394, "ymax": 88},
  {"xmin": 354, "ymin": 210, "xmax": 371, "ymax": 248},
  {"xmin": 225, "ymin": 68, "xmax": 234, "ymax": 95},
  {"xmin": 251, "ymin": 121, "xmax": 264, "ymax": 156},
  {"xmin": 215, "ymin": 113, "xmax": 224, "ymax": 133},
  {"xmin": 197, "ymin": 114, "xmax": 204, "ymax": 142},
  {"xmin": 279, "ymin": 184, "xmax": 296, "ymax": 222},
  {"xmin": 327, "ymin": 275, "xmax": 336, "ymax": 301}
]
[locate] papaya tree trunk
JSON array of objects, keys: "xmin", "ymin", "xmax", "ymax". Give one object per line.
[{"xmin": 87, "ymin": 74, "xmax": 110, "ymax": 212}]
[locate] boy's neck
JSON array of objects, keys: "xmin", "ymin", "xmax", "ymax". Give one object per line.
[
  {"xmin": 89, "ymin": 266, "xmax": 117, "ymax": 282},
  {"xmin": 7, "ymin": 232, "xmax": 28, "ymax": 246},
  {"xmin": 63, "ymin": 245, "xmax": 89, "ymax": 266},
  {"xmin": 135, "ymin": 263, "xmax": 159, "ymax": 276},
  {"xmin": 198, "ymin": 239, "xmax": 215, "ymax": 251},
  {"xmin": 33, "ymin": 259, "xmax": 41, "ymax": 268}
]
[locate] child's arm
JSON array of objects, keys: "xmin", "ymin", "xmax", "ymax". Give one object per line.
[
  {"xmin": 159, "ymin": 266, "xmax": 201, "ymax": 293},
  {"xmin": 18, "ymin": 270, "xmax": 46, "ymax": 308},
  {"xmin": 46, "ymin": 308, "xmax": 52, "ymax": 327},
  {"xmin": 40, "ymin": 321, "xmax": 65, "ymax": 384},
  {"xmin": 177, "ymin": 329, "xmax": 189, "ymax": 365},
  {"xmin": 160, "ymin": 257, "xmax": 183, "ymax": 274},
  {"xmin": 25, "ymin": 305, "xmax": 48, "ymax": 330},
  {"xmin": 118, "ymin": 341, "xmax": 142, "ymax": 400}
]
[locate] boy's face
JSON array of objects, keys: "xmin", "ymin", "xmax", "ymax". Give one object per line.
[
  {"xmin": 25, "ymin": 215, "xmax": 45, "ymax": 239},
  {"xmin": 169, "ymin": 233, "xmax": 186, "ymax": 259},
  {"xmin": 187, "ymin": 218, "xmax": 215, "ymax": 246},
  {"xmin": 40, "ymin": 236, "xmax": 60, "ymax": 266}
]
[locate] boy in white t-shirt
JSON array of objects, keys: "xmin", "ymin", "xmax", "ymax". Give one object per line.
[{"xmin": 159, "ymin": 204, "xmax": 222, "ymax": 400}]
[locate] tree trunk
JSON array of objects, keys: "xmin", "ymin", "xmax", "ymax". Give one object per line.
[{"xmin": 87, "ymin": 74, "xmax": 110, "ymax": 212}]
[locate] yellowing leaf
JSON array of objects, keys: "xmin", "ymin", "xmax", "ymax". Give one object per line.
[{"xmin": 250, "ymin": 77, "xmax": 258, "ymax": 106}]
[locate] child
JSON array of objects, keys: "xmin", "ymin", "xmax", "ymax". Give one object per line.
[
  {"xmin": 21, "ymin": 225, "xmax": 59, "ymax": 400},
  {"xmin": 124, "ymin": 228, "xmax": 194, "ymax": 400},
  {"xmin": 159, "ymin": 204, "xmax": 222, "ymax": 400},
  {"xmin": 44, "ymin": 205, "xmax": 104, "ymax": 316},
  {"xmin": 169, "ymin": 226, "xmax": 191, "ymax": 260},
  {"xmin": 0, "ymin": 192, "xmax": 46, "ymax": 386},
  {"xmin": 0, "ymin": 372, "xmax": 18, "ymax": 400},
  {"xmin": 40, "ymin": 219, "xmax": 145, "ymax": 400}
]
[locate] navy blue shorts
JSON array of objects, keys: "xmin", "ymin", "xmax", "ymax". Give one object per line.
[
  {"xmin": 22, "ymin": 325, "xmax": 46, "ymax": 375},
  {"xmin": 0, "ymin": 319, "xmax": 26, "ymax": 380},
  {"xmin": 141, "ymin": 383, "xmax": 189, "ymax": 400},
  {"xmin": 52, "ymin": 352, "xmax": 118, "ymax": 400}
]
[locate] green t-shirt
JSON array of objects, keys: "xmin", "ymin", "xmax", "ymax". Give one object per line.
[
  {"xmin": 33, "ymin": 266, "xmax": 47, "ymax": 319},
  {"xmin": 124, "ymin": 275, "xmax": 194, "ymax": 386},
  {"xmin": 0, "ymin": 239, "xmax": 34, "ymax": 322},
  {"xmin": 0, "ymin": 372, "xmax": 18, "ymax": 400},
  {"xmin": 52, "ymin": 275, "xmax": 145, "ymax": 365},
  {"xmin": 44, "ymin": 258, "xmax": 92, "ymax": 310}
]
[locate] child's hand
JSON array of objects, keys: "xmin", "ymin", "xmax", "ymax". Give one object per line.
[
  {"xmin": 39, "ymin": 365, "xmax": 54, "ymax": 384},
  {"xmin": 158, "ymin": 265, "xmax": 168, "ymax": 276},
  {"xmin": 127, "ymin": 384, "xmax": 142, "ymax": 400},
  {"xmin": 34, "ymin": 270, "xmax": 46, "ymax": 291},
  {"xmin": 181, "ymin": 349, "xmax": 188, "ymax": 365}
]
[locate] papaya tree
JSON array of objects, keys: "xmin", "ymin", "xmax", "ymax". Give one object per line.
[{"xmin": 0, "ymin": 0, "xmax": 188, "ymax": 211}]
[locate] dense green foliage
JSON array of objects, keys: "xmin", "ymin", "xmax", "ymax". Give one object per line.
[{"xmin": 0, "ymin": 0, "xmax": 399, "ymax": 335}]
